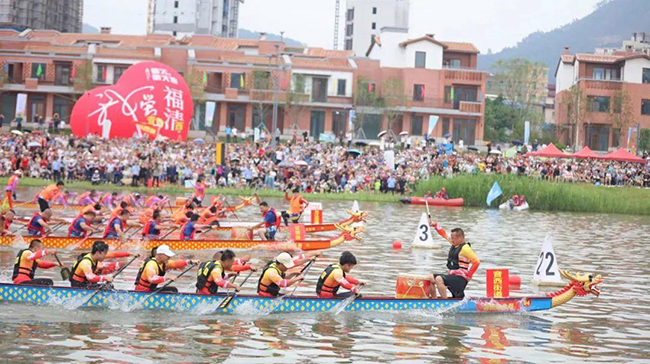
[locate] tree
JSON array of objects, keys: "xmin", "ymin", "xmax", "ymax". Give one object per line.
[
  {"xmin": 183, "ymin": 67, "xmax": 206, "ymax": 130},
  {"xmin": 284, "ymin": 73, "xmax": 309, "ymax": 131},
  {"xmin": 484, "ymin": 96, "xmax": 517, "ymax": 142},
  {"xmin": 73, "ymin": 60, "xmax": 93, "ymax": 96},
  {"xmin": 608, "ymin": 89, "xmax": 635, "ymax": 146},
  {"xmin": 354, "ymin": 76, "xmax": 383, "ymax": 138},
  {"xmin": 381, "ymin": 77, "xmax": 407, "ymax": 139},
  {"xmin": 250, "ymin": 69, "xmax": 272, "ymax": 130},
  {"xmin": 561, "ymin": 84, "xmax": 588, "ymax": 150}
]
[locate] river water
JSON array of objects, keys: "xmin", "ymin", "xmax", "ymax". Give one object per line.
[{"xmin": 0, "ymin": 189, "xmax": 648, "ymax": 363}]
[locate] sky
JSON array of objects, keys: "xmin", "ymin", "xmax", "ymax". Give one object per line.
[{"xmin": 84, "ymin": 0, "xmax": 602, "ymax": 53}]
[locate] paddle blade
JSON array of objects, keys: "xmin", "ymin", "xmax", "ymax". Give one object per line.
[
  {"xmin": 218, "ymin": 295, "xmax": 234, "ymax": 310},
  {"xmin": 60, "ymin": 267, "xmax": 71, "ymax": 281}
]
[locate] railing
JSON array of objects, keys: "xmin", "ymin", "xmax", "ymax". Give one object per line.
[
  {"xmin": 204, "ymin": 85, "xmax": 224, "ymax": 94},
  {"xmin": 581, "ymin": 78, "xmax": 623, "ymax": 91},
  {"xmin": 459, "ymin": 101, "xmax": 481, "ymax": 113},
  {"xmin": 443, "ymin": 68, "xmax": 485, "ymax": 83}
]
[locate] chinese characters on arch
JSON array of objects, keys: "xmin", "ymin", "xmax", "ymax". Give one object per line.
[{"xmin": 70, "ymin": 61, "xmax": 194, "ymax": 141}]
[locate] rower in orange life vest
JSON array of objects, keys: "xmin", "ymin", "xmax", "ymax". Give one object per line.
[
  {"xmin": 249, "ymin": 201, "xmax": 281, "ymax": 240},
  {"xmin": 191, "ymin": 177, "xmax": 207, "ymax": 206},
  {"xmin": 69, "ymin": 241, "xmax": 124, "ymax": 288},
  {"xmin": 282, "ymin": 188, "xmax": 309, "ymax": 225},
  {"xmin": 427, "ymin": 225, "xmax": 480, "ymax": 299},
  {"xmin": 121, "ymin": 193, "xmax": 143, "ymax": 208},
  {"xmin": 12, "ymin": 239, "xmax": 57, "ymax": 286},
  {"xmin": 434, "ymin": 187, "xmax": 449, "ymax": 200},
  {"xmin": 35, "ymin": 181, "xmax": 64, "ymax": 212},
  {"xmin": 110, "ymin": 201, "xmax": 133, "ymax": 221},
  {"xmin": 179, "ymin": 214, "xmax": 211, "ymax": 240},
  {"xmin": 69, "ymin": 210, "xmax": 99, "ymax": 238},
  {"xmin": 198, "ymin": 205, "xmax": 221, "ymax": 226},
  {"xmin": 100, "ymin": 192, "xmax": 119, "ymax": 209},
  {"xmin": 196, "ymin": 249, "xmax": 255, "ymax": 295},
  {"xmin": 0, "ymin": 209, "xmax": 15, "ymax": 235},
  {"xmin": 142, "ymin": 210, "xmax": 174, "ymax": 240},
  {"xmin": 145, "ymin": 194, "xmax": 167, "ymax": 208},
  {"xmin": 77, "ymin": 189, "xmax": 98, "ymax": 206},
  {"xmin": 4, "ymin": 170, "xmax": 21, "ymax": 209},
  {"xmin": 138, "ymin": 201, "xmax": 164, "ymax": 225},
  {"xmin": 77, "ymin": 202, "xmax": 103, "ymax": 223},
  {"xmin": 27, "ymin": 208, "xmax": 58, "ymax": 237},
  {"xmin": 257, "ymin": 252, "xmax": 320, "ymax": 297},
  {"xmin": 316, "ymin": 251, "xmax": 365, "ymax": 298},
  {"xmin": 134, "ymin": 244, "xmax": 199, "ymax": 293}
]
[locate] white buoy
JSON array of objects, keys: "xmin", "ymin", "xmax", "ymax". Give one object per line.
[
  {"xmin": 532, "ymin": 236, "xmax": 565, "ymax": 286},
  {"xmin": 412, "ymin": 213, "xmax": 442, "ymax": 249},
  {"xmin": 302, "ymin": 202, "xmax": 322, "ymax": 223},
  {"xmin": 351, "ymin": 200, "xmax": 360, "ymax": 213}
]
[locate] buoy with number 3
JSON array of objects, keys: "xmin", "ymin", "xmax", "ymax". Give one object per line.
[{"xmin": 412, "ymin": 212, "xmax": 442, "ymax": 249}]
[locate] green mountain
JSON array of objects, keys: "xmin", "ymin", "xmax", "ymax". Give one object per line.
[{"xmin": 478, "ymin": 0, "xmax": 650, "ymax": 82}]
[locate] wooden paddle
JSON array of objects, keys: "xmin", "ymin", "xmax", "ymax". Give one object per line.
[
  {"xmin": 286, "ymin": 259, "xmax": 316, "ymax": 299},
  {"xmin": 80, "ymin": 254, "xmax": 141, "ymax": 306},
  {"xmin": 53, "ymin": 253, "xmax": 71, "ymax": 281},
  {"xmin": 335, "ymin": 285, "xmax": 363, "ymax": 315},
  {"xmin": 67, "ymin": 232, "xmax": 94, "ymax": 251},
  {"xmin": 137, "ymin": 262, "xmax": 198, "ymax": 307},
  {"xmin": 217, "ymin": 270, "xmax": 255, "ymax": 310},
  {"xmin": 158, "ymin": 226, "xmax": 179, "ymax": 240},
  {"xmin": 223, "ymin": 198, "xmax": 240, "ymax": 221}
]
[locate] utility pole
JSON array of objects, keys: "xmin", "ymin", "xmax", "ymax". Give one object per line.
[
  {"xmin": 333, "ymin": 0, "xmax": 340, "ymax": 50},
  {"xmin": 271, "ymin": 44, "xmax": 280, "ymax": 148}
]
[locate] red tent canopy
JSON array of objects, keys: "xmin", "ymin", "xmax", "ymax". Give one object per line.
[
  {"xmin": 530, "ymin": 143, "xmax": 569, "ymax": 158},
  {"xmin": 571, "ymin": 146, "xmax": 599, "ymax": 159},
  {"xmin": 600, "ymin": 149, "xmax": 646, "ymax": 163}
]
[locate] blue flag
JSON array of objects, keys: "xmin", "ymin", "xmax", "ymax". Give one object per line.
[{"xmin": 486, "ymin": 181, "xmax": 502, "ymax": 206}]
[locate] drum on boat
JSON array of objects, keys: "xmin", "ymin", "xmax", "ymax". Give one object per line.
[{"xmin": 395, "ymin": 274, "xmax": 431, "ymax": 299}]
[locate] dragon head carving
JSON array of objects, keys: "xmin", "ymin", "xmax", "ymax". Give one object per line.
[
  {"xmin": 560, "ymin": 270, "xmax": 603, "ymax": 297},
  {"xmin": 335, "ymin": 223, "xmax": 364, "ymax": 241},
  {"xmin": 346, "ymin": 210, "xmax": 369, "ymax": 223}
]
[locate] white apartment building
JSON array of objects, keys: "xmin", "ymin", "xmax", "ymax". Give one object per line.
[
  {"xmin": 151, "ymin": 0, "xmax": 241, "ymax": 38},
  {"xmin": 344, "ymin": 0, "xmax": 409, "ymax": 57}
]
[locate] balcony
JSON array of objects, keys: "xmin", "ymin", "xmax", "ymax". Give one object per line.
[
  {"xmin": 444, "ymin": 69, "xmax": 485, "ymax": 84},
  {"xmin": 581, "ymin": 78, "xmax": 623, "ymax": 91},
  {"xmin": 459, "ymin": 101, "xmax": 481, "ymax": 113}
]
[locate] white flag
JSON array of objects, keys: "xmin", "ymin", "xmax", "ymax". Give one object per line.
[{"xmin": 532, "ymin": 236, "xmax": 563, "ymax": 285}]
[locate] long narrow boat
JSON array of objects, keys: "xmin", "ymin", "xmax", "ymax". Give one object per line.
[
  {"xmin": 0, "ymin": 225, "xmax": 363, "ymax": 251},
  {"xmin": 400, "ymin": 197, "xmax": 465, "ymax": 207},
  {"xmin": 0, "ymin": 270, "xmax": 601, "ymax": 313}
]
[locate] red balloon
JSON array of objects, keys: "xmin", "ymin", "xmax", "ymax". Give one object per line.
[
  {"xmin": 392, "ymin": 241, "xmax": 402, "ymax": 250},
  {"xmin": 509, "ymin": 274, "xmax": 521, "ymax": 286},
  {"xmin": 70, "ymin": 61, "xmax": 193, "ymax": 141}
]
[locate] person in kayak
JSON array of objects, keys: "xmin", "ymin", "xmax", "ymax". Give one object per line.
[
  {"xmin": 12, "ymin": 239, "xmax": 57, "ymax": 286},
  {"xmin": 134, "ymin": 244, "xmax": 199, "ymax": 293},
  {"xmin": 434, "ymin": 188, "xmax": 449, "ymax": 200},
  {"xmin": 0, "ymin": 209, "xmax": 15, "ymax": 235},
  {"xmin": 196, "ymin": 249, "xmax": 254, "ymax": 295},
  {"xmin": 316, "ymin": 251, "xmax": 365, "ymax": 298},
  {"xmin": 282, "ymin": 188, "xmax": 309, "ymax": 226},
  {"xmin": 423, "ymin": 190, "xmax": 433, "ymax": 198},
  {"xmin": 427, "ymin": 227, "xmax": 480, "ymax": 299},
  {"xmin": 69, "ymin": 241, "xmax": 121, "ymax": 289},
  {"xmin": 249, "ymin": 202, "xmax": 281, "ymax": 241},
  {"xmin": 257, "ymin": 252, "xmax": 319, "ymax": 297}
]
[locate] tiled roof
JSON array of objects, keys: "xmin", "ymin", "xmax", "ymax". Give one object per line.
[
  {"xmin": 574, "ymin": 53, "xmax": 623, "ymax": 63},
  {"xmin": 95, "ymin": 47, "xmax": 156, "ymax": 58},
  {"xmin": 399, "ymin": 36, "xmax": 447, "ymax": 48},
  {"xmin": 560, "ymin": 54, "xmax": 575, "ymax": 63},
  {"xmin": 187, "ymin": 35, "xmax": 258, "ymax": 50},
  {"xmin": 291, "ymin": 57, "xmax": 352, "ymax": 69},
  {"xmin": 440, "ymin": 41, "xmax": 479, "ymax": 53},
  {"xmin": 52, "ymin": 34, "xmax": 173, "ymax": 47},
  {"xmin": 306, "ymin": 48, "xmax": 354, "ymax": 58},
  {"xmin": 25, "ymin": 45, "xmax": 88, "ymax": 55}
]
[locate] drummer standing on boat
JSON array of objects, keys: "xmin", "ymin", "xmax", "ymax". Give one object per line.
[
  {"xmin": 4, "ymin": 170, "xmax": 21, "ymax": 208},
  {"xmin": 36, "ymin": 181, "xmax": 64, "ymax": 212},
  {"xmin": 427, "ymin": 227, "xmax": 480, "ymax": 299},
  {"xmin": 249, "ymin": 202, "xmax": 281, "ymax": 241}
]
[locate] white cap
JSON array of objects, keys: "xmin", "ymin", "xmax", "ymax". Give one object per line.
[
  {"xmin": 14, "ymin": 170, "xmax": 22, "ymax": 175},
  {"xmin": 276, "ymin": 252, "xmax": 294, "ymax": 269},
  {"xmin": 156, "ymin": 244, "xmax": 175, "ymax": 257}
]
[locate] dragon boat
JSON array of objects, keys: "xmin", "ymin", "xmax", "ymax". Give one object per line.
[
  {"xmin": 0, "ymin": 270, "xmax": 601, "ymax": 314},
  {"xmin": 0, "ymin": 224, "xmax": 363, "ymax": 251}
]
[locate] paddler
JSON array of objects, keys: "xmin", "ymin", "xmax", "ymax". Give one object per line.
[
  {"xmin": 198, "ymin": 205, "xmax": 220, "ymax": 226},
  {"xmin": 35, "ymin": 181, "xmax": 64, "ymax": 212},
  {"xmin": 191, "ymin": 177, "xmax": 207, "ymax": 206},
  {"xmin": 179, "ymin": 213, "xmax": 211, "ymax": 240},
  {"xmin": 4, "ymin": 170, "xmax": 21, "ymax": 208},
  {"xmin": 121, "ymin": 193, "xmax": 143, "ymax": 208},
  {"xmin": 141, "ymin": 210, "xmax": 174, "ymax": 240},
  {"xmin": 145, "ymin": 194, "xmax": 167, "ymax": 208},
  {"xmin": 316, "ymin": 251, "xmax": 365, "ymax": 298},
  {"xmin": 27, "ymin": 209, "xmax": 57, "ymax": 237},
  {"xmin": 77, "ymin": 189, "xmax": 98, "ymax": 206},
  {"xmin": 282, "ymin": 188, "xmax": 309, "ymax": 225},
  {"xmin": 0, "ymin": 209, "xmax": 15, "ymax": 235},
  {"xmin": 427, "ymin": 227, "xmax": 480, "ymax": 299},
  {"xmin": 196, "ymin": 249, "xmax": 254, "ymax": 295},
  {"xmin": 100, "ymin": 192, "xmax": 119, "ymax": 209},
  {"xmin": 77, "ymin": 202, "xmax": 103, "ymax": 223},
  {"xmin": 69, "ymin": 241, "xmax": 122, "ymax": 288},
  {"xmin": 103, "ymin": 209, "xmax": 134, "ymax": 242},
  {"xmin": 69, "ymin": 210, "xmax": 99, "ymax": 238},
  {"xmin": 134, "ymin": 244, "xmax": 199, "ymax": 293},
  {"xmin": 110, "ymin": 201, "xmax": 132, "ymax": 221},
  {"xmin": 257, "ymin": 252, "xmax": 319, "ymax": 297},
  {"xmin": 249, "ymin": 201, "xmax": 281, "ymax": 241},
  {"xmin": 434, "ymin": 188, "xmax": 449, "ymax": 200},
  {"xmin": 138, "ymin": 202, "xmax": 163, "ymax": 225},
  {"xmin": 12, "ymin": 239, "xmax": 57, "ymax": 286}
]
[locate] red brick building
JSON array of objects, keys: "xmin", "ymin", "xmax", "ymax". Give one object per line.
[{"xmin": 0, "ymin": 28, "xmax": 486, "ymax": 143}]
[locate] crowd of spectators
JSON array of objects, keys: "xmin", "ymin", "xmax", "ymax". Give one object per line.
[{"xmin": 1, "ymin": 131, "xmax": 648, "ymax": 194}]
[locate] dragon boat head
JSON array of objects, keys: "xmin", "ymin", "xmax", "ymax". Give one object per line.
[
  {"xmin": 346, "ymin": 210, "xmax": 369, "ymax": 223},
  {"xmin": 560, "ymin": 270, "xmax": 603, "ymax": 297},
  {"xmin": 335, "ymin": 223, "xmax": 364, "ymax": 241}
]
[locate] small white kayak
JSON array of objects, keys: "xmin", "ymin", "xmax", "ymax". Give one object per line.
[{"xmin": 499, "ymin": 201, "xmax": 529, "ymax": 211}]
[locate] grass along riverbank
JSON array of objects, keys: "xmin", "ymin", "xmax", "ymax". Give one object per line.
[
  {"xmin": 416, "ymin": 174, "xmax": 650, "ymax": 215},
  {"xmin": 1, "ymin": 177, "xmax": 401, "ymax": 203}
]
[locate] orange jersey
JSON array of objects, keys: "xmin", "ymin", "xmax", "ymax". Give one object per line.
[{"xmin": 39, "ymin": 184, "xmax": 60, "ymax": 201}]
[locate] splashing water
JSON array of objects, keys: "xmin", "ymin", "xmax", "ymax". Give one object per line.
[{"xmin": 11, "ymin": 234, "xmax": 25, "ymax": 248}]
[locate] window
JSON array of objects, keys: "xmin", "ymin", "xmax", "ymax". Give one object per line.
[
  {"xmin": 345, "ymin": 24, "xmax": 353, "ymax": 36},
  {"xmin": 96, "ymin": 64, "xmax": 107, "ymax": 83},
  {"xmin": 337, "ymin": 79, "xmax": 346, "ymax": 96},
  {"xmin": 173, "ymin": 16, "xmax": 178, "ymax": 24},
  {"xmin": 174, "ymin": 1, "xmax": 179, "ymax": 8},
  {"xmin": 31, "ymin": 63, "xmax": 46, "ymax": 80},
  {"xmin": 611, "ymin": 128, "xmax": 620, "ymax": 148},
  {"xmin": 54, "ymin": 63, "xmax": 71, "ymax": 85},
  {"xmin": 444, "ymin": 86, "xmax": 453, "ymax": 103},
  {"xmin": 605, "ymin": 69, "xmax": 618, "ymax": 80},
  {"xmin": 413, "ymin": 84, "xmax": 425, "ymax": 101},
  {"xmin": 231, "ymin": 72, "xmax": 246, "ymax": 89},
  {"xmin": 588, "ymin": 96, "xmax": 610, "ymax": 113},
  {"xmin": 252, "ymin": 71, "xmax": 270, "ymax": 89},
  {"xmin": 412, "ymin": 115, "xmax": 423, "ymax": 135},
  {"xmin": 592, "ymin": 68, "xmax": 618, "ymax": 80},
  {"xmin": 415, "ymin": 51, "xmax": 426, "ymax": 68},
  {"xmin": 372, "ymin": 7, "xmax": 377, "ymax": 14},
  {"xmin": 643, "ymin": 68, "xmax": 650, "ymax": 84},
  {"xmin": 593, "ymin": 68, "xmax": 604, "ymax": 80},
  {"xmin": 346, "ymin": 8, "xmax": 354, "ymax": 21},
  {"xmin": 114, "ymin": 66, "xmax": 128, "ymax": 84},
  {"xmin": 446, "ymin": 59, "xmax": 462, "ymax": 68},
  {"xmin": 344, "ymin": 39, "xmax": 353, "ymax": 50},
  {"xmin": 309, "ymin": 110, "xmax": 325, "ymax": 138},
  {"xmin": 371, "ymin": 22, "xmax": 376, "ymax": 30},
  {"xmin": 442, "ymin": 118, "xmax": 450, "ymax": 136},
  {"xmin": 312, "ymin": 77, "xmax": 328, "ymax": 102},
  {"xmin": 642, "ymin": 100, "xmax": 650, "ymax": 115}
]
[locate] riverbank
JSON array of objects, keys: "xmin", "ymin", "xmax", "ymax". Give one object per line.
[
  {"xmin": 1, "ymin": 177, "xmax": 401, "ymax": 203},
  {"xmin": 416, "ymin": 174, "xmax": 650, "ymax": 215}
]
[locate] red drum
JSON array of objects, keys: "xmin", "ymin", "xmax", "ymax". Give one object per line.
[{"xmin": 395, "ymin": 274, "xmax": 431, "ymax": 299}]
